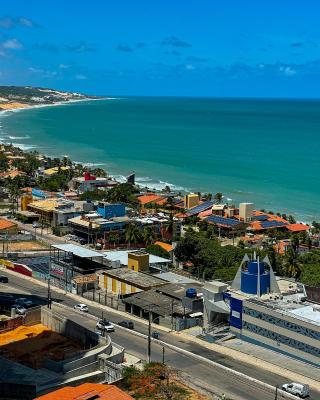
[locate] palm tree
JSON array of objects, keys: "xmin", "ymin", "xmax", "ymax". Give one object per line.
[
  {"xmin": 142, "ymin": 226, "xmax": 156, "ymax": 246},
  {"xmin": 214, "ymin": 192, "xmax": 223, "ymax": 204},
  {"xmin": 5, "ymin": 182, "xmax": 22, "ymax": 213},
  {"xmin": 125, "ymin": 223, "xmax": 141, "ymax": 248},
  {"xmin": 282, "ymin": 247, "xmax": 301, "ymax": 279}
]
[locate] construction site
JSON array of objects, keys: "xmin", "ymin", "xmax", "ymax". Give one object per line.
[{"xmin": 0, "ymin": 306, "xmax": 128, "ymax": 399}]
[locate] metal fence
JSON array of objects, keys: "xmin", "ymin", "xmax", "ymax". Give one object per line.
[{"xmin": 82, "ymin": 290, "xmax": 125, "ymax": 312}]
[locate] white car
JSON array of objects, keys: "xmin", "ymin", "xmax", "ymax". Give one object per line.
[
  {"xmin": 12, "ymin": 304, "xmax": 27, "ymax": 315},
  {"xmin": 96, "ymin": 319, "xmax": 115, "ymax": 332},
  {"xmin": 74, "ymin": 303, "xmax": 89, "ymax": 312},
  {"xmin": 282, "ymin": 382, "xmax": 310, "ymax": 398}
]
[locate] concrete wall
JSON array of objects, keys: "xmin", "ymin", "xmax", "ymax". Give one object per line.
[{"xmin": 41, "ymin": 307, "xmax": 100, "ymax": 348}]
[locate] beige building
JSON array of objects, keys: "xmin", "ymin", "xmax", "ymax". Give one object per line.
[{"xmin": 239, "ymin": 202, "xmax": 254, "ymax": 222}]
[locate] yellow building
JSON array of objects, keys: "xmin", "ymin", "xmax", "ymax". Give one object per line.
[
  {"xmin": 127, "ymin": 251, "xmax": 149, "ymax": 272},
  {"xmin": 21, "ymin": 194, "xmax": 33, "ymax": 211},
  {"xmin": 184, "ymin": 193, "xmax": 200, "ymax": 209},
  {"xmin": 43, "ymin": 166, "xmax": 70, "ymax": 176},
  {"xmin": 98, "ymin": 268, "xmax": 165, "ymax": 296}
]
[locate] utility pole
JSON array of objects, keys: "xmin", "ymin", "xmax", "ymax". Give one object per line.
[
  {"xmin": 171, "ymin": 299, "xmax": 174, "ymax": 331},
  {"xmin": 148, "ymin": 307, "xmax": 152, "ymax": 363},
  {"xmin": 275, "ymin": 385, "xmax": 278, "ymax": 400},
  {"xmin": 162, "ymin": 346, "xmax": 165, "ymax": 364},
  {"xmin": 47, "ymin": 259, "xmax": 51, "ymax": 309}
]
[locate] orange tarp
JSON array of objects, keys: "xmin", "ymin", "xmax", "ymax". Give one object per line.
[{"xmin": 154, "ymin": 241, "xmax": 173, "ymax": 252}]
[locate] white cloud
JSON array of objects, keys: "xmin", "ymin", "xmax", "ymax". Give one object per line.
[
  {"xmin": 185, "ymin": 64, "xmax": 195, "ymax": 70},
  {"xmin": 59, "ymin": 63, "xmax": 70, "ymax": 69},
  {"xmin": 29, "ymin": 67, "xmax": 44, "ymax": 73},
  {"xmin": 75, "ymin": 74, "xmax": 87, "ymax": 80},
  {"xmin": 279, "ymin": 65, "xmax": 296, "ymax": 76},
  {"xmin": 2, "ymin": 38, "xmax": 23, "ymax": 50}
]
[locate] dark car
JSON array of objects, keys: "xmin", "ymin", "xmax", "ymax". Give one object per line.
[
  {"xmin": 118, "ymin": 320, "xmax": 134, "ymax": 329},
  {"xmin": 0, "ymin": 276, "xmax": 8, "ymax": 283}
]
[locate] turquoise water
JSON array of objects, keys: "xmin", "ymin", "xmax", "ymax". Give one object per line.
[{"xmin": 0, "ymin": 97, "xmax": 319, "ymax": 221}]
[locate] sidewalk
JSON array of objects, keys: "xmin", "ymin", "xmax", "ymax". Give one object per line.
[{"xmin": 2, "ymin": 266, "xmax": 320, "ymax": 391}]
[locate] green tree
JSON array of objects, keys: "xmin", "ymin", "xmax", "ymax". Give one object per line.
[
  {"xmin": 105, "ymin": 183, "xmax": 139, "ymax": 206},
  {"xmin": 125, "ymin": 223, "xmax": 141, "ymax": 248},
  {"xmin": 146, "ymin": 244, "xmax": 170, "ymax": 259},
  {"xmin": 0, "ymin": 153, "xmax": 8, "ymax": 172},
  {"xmin": 214, "ymin": 192, "xmax": 223, "ymax": 204},
  {"xmin": 142, "ymin": 226, "xmax": 156, "ymax": 246}
]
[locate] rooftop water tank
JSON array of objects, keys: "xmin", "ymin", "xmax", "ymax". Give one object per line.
[{"xmin": 186, "ymin": 288, "xmax": 197, "ymax": 298}]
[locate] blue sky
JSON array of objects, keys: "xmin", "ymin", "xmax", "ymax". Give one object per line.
[{"xmin": 1, "ymin": 1, "xmax": 320, "ymax": 97}]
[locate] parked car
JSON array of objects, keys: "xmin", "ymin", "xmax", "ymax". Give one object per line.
[
  {"xmin": 152, "ymin": 331, "xmax": 160, "ymax": 339},
  {"xmin": 282, "ymin": 382, "xmax": 310, "ymax": 398},
  {"xmin": 32, "ymin": 222, "xmax": 41, "ymax": 228},
  {"xmin": 0, "ymin": 276, "xmax": 8, "ymax": 283},
  {"xmin": 11, "ymin": 304, "xmax": 27, "ymax": 315},
  {"xmin": 74, "ymin": 303, "xmax": 89, "ymax": 312},
  {"xmin": 96, "ymin": 319, "xmax": 115, "ymax": 332},
  {"xmin": 15, "ymin": 297, "xmax": 33, "ymax": 308},
  {"xmin": 118, "ymin": 320, "xmax": 134, "ymax": 329},
  {"xmin": 78, "ymin": 238, "xmax": 87, "ymax": 245}
]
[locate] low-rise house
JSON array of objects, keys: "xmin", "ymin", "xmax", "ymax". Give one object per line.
[
  {"xmin": 0, "ymin": 219, "xmax": 18, "ymax": 235},
  {"xmin": 71, "ymin": 172, "xmax": 117, "ymax": 192},
  {"xmin": 98, "ymin": 268, "xmax": 166, "ymax": 296},
  {"xmin": 28, "ymin": 198, "xmax": 85, "ymax": 226},
  {"xmin": 34, "ymin": 383, "xmax": 134, "ymax": 400}
]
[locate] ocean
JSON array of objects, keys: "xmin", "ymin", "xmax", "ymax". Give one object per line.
[{"xmin": 0, "ymin": 97, "xmax": 319, "ymax": 222}]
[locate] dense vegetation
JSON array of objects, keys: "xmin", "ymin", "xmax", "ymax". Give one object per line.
[
  {"xmin": 122, "ymin": 362, "xmax": 190, "ymax": 400},
  {"xmin": 174, "ymin": 225, "xmax": 320, "ymax": 286}
]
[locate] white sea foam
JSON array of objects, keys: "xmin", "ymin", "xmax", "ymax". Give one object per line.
[{"xmin": 8, "ymin": 135, "xmax": 31, "ymax": 140}]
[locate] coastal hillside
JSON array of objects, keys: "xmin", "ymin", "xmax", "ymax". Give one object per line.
[{"xmin": 0, "ymin": 86, "xmax": 96, "ymax": 110}]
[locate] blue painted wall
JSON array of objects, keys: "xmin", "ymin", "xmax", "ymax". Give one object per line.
[
  {"xmin": 229, "ymin": 297, "xmax": 243, "ymax": 329},
  {"xmin": 241, "ymin": 261, "xmax": 270, "ymax": 295},
  {"xmin": 97, "ymin": 203, "xmax": 125, "ymax": 219}
]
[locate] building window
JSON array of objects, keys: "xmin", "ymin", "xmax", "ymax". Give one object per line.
[
  {"xmin": 243, "ymin": 321, "xmax": 320, "ymax": 357},
  {"xmin": 243, "ymin": 306, "xmax": 320, "ymax": 341}
]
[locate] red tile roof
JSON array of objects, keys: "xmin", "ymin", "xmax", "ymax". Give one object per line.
[
  {"xmin": 0, "ymin": 219, "xmax": 17, "ymax": 231},
  {"xmin": 286, "ymin": 223, "xmax": 310, "ymax": 232},
  {"xmin": 34, "ymin": 383, "xmax": 134, "ymax": 400},
  {"xmin": 138, "ymin": 194, "xmax": 162, "ymax": 205}
]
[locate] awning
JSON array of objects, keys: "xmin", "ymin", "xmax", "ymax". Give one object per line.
[{"xmin": 189, "ymin": 312, "xmax": 203, "ymax": 318}]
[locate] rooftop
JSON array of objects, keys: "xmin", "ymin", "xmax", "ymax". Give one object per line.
[
  {"xmin": 51, "ymin": 243, "xmax": 104, "ymax": 259},
  {"xmin": 102, "ymin": 249, "xmax": 170, "ymax": 265},
  {"xmin": 101, "ymin": 267, "xmax": 166, "ymax": 289},
  {"xmin": 157, "ymin": 282, "xmax": 203, "ymax": 300},
  {"xmin": 122, "ymin": 289, "xmax": 192, "ymax": 316},
  {"xmin": 43, "ymin": 166, "xmax": 70, "ymax": 176},
  {"xmin": 247, "ymin": 295, "xmax": 320, "ymax": 327},
  {"xmin": 0, "ymin": 219, "xmax": 17, "ymax": 231},
  {"xmin": 28, "ymin": 198, "xmax": 83, "ymax": 213},
  {"xmin": 34, "ymin": 383, "xmax": 134, "ymax": 400},
  {"xmin": 154, "ymin": 271, "xmax": 199, "ymax": 285},
  {"xmin": 154, "ymin": 241, "xmax": 173, "ymax": 252}
]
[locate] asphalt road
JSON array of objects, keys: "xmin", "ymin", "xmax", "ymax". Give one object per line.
[{"xmin": 1, "ymin": 272, "xmax": 319, "ymax": 400}]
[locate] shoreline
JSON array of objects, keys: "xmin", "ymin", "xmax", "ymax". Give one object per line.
[
  {"xmin": 0, "ymin": 96, "xmax": 109, "ymax": 115},
  {"xmin": 0, "ymin": 98, "xmax": 317, "ymax": 223}
]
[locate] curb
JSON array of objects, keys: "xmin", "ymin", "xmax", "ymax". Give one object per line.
[
  {"xmin": 2, "ymin": 267, "xmax": 320, "ymax": 393},
  {"xmin": 52, "ymin": 301, "xmax": 296, "ymax": 399}
]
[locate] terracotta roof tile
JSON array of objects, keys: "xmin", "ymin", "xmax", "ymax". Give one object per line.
[{"xmin": 34, "ymin": 383, "xmax": 134, "ymax": 400}]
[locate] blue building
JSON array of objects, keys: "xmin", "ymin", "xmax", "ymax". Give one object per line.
[
  {"xmin": 97, "ymin": 202, "xmax": 126, "ymax": 219},
  {"xmin": 203, "ymin": 254, "xmax": 320, "ymax": 366}
]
